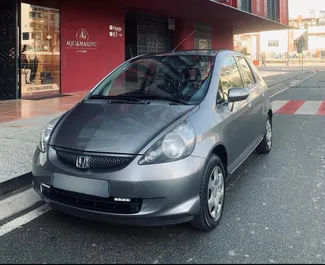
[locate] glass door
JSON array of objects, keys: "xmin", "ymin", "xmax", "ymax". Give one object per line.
[{"xmin": 20, "ymin": 3, "xmax": 61, "ymax": 99}]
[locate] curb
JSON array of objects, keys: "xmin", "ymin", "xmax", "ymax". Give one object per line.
[{"xmin": 0, "ymin": 172, "xmax": 33, "ymax": 196}]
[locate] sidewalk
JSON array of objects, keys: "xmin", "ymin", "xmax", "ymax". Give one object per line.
[
  {"xmin": 0, "ymin": 69, "xmax": 313, "ymax": 195},
  {"xmin": 0, "ymin": 92, "xmax": 87, "ymax": 192}
]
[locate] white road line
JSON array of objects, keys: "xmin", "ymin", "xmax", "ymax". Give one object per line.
[
  {"xmin": 0, "ymin": 205, "xmax": 51, "ymax": 237},
  {"xmin": 259, "ymin": 71, "xmax": 289, "ymax": 78},
  {"xmin": 0, "ymin": 188, "xmax": 42, "ymax": 222},
  {"xmin": 295, "ymin": 101, "xmax": 322, "ymax": 115},
  {"xmin": 272, "ymin": 100, "xmax": 289, "ymax": 112},
  {"xmin": 270, "ymin": 70, "xmax": 316, "ymax": 99}
]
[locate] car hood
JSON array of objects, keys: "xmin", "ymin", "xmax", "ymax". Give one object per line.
[{"xmin": 50, "ymin": 101, "xmax": 196, "ymax": 154}]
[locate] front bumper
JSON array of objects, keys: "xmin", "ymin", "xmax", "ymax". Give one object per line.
[{"xmin": 32, "ymin": 147, "xmax": 206, "ymax": 226}]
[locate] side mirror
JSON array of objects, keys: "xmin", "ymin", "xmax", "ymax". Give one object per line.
[{"xmin": 228, "ymin": 87, "xmax": 249, "ymax": 103}]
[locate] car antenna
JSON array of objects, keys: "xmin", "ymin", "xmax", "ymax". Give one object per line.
[{"xmin": 172, "ymin": 30, "xmax": 196, "ymax": 53}]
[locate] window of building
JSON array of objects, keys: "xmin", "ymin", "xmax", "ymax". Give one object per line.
[
  {"xmin": 20, "ymin": 3, "xmax": 60, "ymax": 99},
  {"xmin": 218, "ymin": 56, "xmax": 244, "ymax": 102},
  {"xmin": 236, "ymin": 57, "xmax": 255, "ymax": 88},
  {"xmin": 268, "ymin": 40, "xmax": 279, "ymax": 47},
  {"xmin": 238, "ymin": 0, "xmax": 252, "ymax": 13}
]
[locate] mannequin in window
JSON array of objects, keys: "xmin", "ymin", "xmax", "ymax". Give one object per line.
[{"xmin": 21, "ymin": 45, "xmax": 32, "ymax": 84}]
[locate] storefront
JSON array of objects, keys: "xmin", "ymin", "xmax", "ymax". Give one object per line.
[
  {"xmin": 0, "ymin": 0, "xmax": 289, "ymax": 101},
  {"xmin": 20, "ymin": 3, "xmax": 61, "ymax": 99}
]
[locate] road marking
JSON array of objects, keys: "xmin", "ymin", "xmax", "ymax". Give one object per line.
[
  {"xmin": 275, "ymin": 100, "xmax": 306, "ymax": 115},
  {"xmin": 259, "ymin": 71, "xmax": 290, "ymax": 78},
  {"xmin": 317, "ymin": 101, "xmax": 325, "ymax": 115},
  {"xmin": 272, "ymin": 100, "xmax": 289, "ymax": 112},
  {"xmin": 272, "ymin": 100, "xmax": 325, "ymax": 115},
  {"xmin": 270, "ymin": 70, "xmax": 316, "ymax": 98},
  {"xmin": 0, "ymin": 205, "xmax": 51, "ymax": 237},
  {"xmin": 295, "ymin": 101, "xmax": 323, "ymax": 115},
  {"xmin": 0, "ymin": 188, "xmax": 42, "ymax": 222}
]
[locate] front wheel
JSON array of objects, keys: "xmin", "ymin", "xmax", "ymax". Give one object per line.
[
  {"xmin": 190, "ymin": 154, "xmax": 226, "ymax": 231},
  {"xmin": 256, "ymin": 116, "xmax": 272, "ymax": 154}
]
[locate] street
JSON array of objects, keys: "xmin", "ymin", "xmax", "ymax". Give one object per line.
[{"xmin": 1, "ymin": 69, "xmax": 325, "ymax": 264}]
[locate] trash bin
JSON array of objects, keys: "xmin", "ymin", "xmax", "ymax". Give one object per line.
[{"xmin": 253, "ymin": 60, "xmax": 259, "ymax": 66}]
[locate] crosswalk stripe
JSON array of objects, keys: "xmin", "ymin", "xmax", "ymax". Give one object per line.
[
  {"xmin": 272, "ymin": 100, "xmax": 289, "ymax": 112},
  {"xmin": 295, "ymin": 101, "xmax": 322, "ymax": 115},
  {"xmin": 272, "ymin": 100, "xmax": 325, "ymax": 115},
  {"xmin": 275, "ymin": 100, "xmax": 306, "ymax": 115},
  {"xmin": 317, "ymin": 101, "xmax": 325, "ymax": 115}
]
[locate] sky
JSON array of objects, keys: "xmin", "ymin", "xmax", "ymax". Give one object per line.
[{"xmin": 289, "ymin": 0, "xmax": 324, "ymax": 18}]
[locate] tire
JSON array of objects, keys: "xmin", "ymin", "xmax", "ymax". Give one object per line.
[
  {"xmin": 256, "ymin": 116, "xmax": 272, "ymax": 154},
  {"xmin": 190, "ymin": 154, "xmax": 226, "ymax": 231}
]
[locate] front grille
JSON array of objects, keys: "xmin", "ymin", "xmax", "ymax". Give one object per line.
[
  {"xmin": 42, "ymin": 186, "xmax": 142, "ymax": 214},
  {"xmin": 56, "ymin": 150, "xmax": 132, "ymax": 170}
]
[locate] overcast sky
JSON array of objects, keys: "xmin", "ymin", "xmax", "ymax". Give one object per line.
[{"xmin": 289, "ymin": 0, "xmax": 324, "ymax": 18}]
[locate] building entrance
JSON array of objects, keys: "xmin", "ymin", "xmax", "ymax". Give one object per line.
[
  {"xmin": 0, "ymin": 0, "xmax": 19, "ymax": 100},
  {"xmin": 125, "ymin": 12, "xmax": 174, "ymax": 60}
]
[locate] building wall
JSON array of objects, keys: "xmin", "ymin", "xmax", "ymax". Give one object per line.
[
  {"xmin": 60, "ymin": 0, "xmax": 125, "ymax": 93},
  {"xmin": 308, "ymin": 26, "xmax": 325, "ymax": 52},
  {"xmin": 173, "ymin": 21, "xmax": 234, "ymax": 51},
  {"xmin": 251, "ymin": 0, "xmax": 268, "ymax": 18},
  {"xmin": 173, "ymin": 19, "xmax": 195, "ymax": 50},
  {"xmin": 21, "ymin": 0, "xmax": 288, "ymax": 96},
  {"xmin": 251, "ymin": 0, "xmax": 288, "ymax": 24},
  {"xmin": 279, "ymin": 0, "xmax": 288, "ymax": 25},
  {"xmin": 212, "ymin": 26, "xmax": 234, "ymax": 50},
  {"xmin": 260, "ymin": 30, "xmax": 288, "ymax": 53}
]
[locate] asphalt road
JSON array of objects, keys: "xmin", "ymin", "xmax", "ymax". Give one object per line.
[
  {"xmin": 259, "ymin": 68, "xmax": 311, "ymax": 87},
  {"xmin": 1, "ymin": 71, "xmax": 325, "ymax": 264}
]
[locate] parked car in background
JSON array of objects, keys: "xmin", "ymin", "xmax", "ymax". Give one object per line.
[{"xmin": 32, "ymin": 49, "xmax": 273, "ymax": 231}]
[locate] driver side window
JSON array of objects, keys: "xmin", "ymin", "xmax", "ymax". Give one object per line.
[{"xmin": 217, "ymin": 56, "xmax": 244, "ymax": 103}]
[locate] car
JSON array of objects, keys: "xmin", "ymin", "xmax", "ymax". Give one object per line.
[{"xmin": 32, "ymin": 49, "xmax": 273, "ymax": 231}]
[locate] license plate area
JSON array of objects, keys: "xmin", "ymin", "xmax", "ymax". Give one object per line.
[{"xmin": 52, "ymin": 173, "xmax": 109, "ymax": 198}]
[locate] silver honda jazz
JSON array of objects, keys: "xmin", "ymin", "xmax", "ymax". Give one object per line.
[{"xmin": 32, "ymin": 50, "xmax": 273, "ymax": 231}]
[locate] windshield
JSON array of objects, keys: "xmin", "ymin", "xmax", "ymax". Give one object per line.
[{"xmin": 89, "ymin": 55, "xmax": 215, "ymax": 104}]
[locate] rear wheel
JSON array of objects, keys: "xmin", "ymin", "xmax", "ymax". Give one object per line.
[
  {"xmin": 256, "ymin": 116, "xmax": 272, "ymax": 154},
  {"xmin": 190, "ymin": 154, "xmax": 226, "ymax": 231}
]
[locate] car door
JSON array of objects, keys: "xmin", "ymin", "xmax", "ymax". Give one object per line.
[
  {"xmin": 235, "ymin": 56, "xmax": 265, "ymax": 142},
  {"xmin": 217, "ymin": 55, "xmax": 253, "ymax": 170}
]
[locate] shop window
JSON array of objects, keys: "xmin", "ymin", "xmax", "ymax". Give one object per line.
[{"xmin": 20, "ymin": 3, "xmax": 60, "ymax": 98}]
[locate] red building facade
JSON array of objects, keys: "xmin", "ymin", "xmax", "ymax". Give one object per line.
[{"xmin": 0, "ymin": 0, "xmax": 289, "ymax": 100}]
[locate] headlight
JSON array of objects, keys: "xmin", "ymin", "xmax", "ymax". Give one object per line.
[
  {"xmin": 38, "ymin": 116, "xmax": 61, "ymax": 152},
  {"xmin": 139, "ymin": 121, "xmax": 196, "ymax": 165}
]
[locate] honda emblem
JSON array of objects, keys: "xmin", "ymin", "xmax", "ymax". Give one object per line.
[{"xmin": 76, "ymin": 156, "xmax": 90, "ymax": 169}]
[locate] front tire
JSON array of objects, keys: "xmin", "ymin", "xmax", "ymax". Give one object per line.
[
  {"xmin": 190, "ymin": 154, "xmax": 226, "ymax": 231},
  {"xmin": 256, "ymin": 116, "xmax": 272, "ymax": 154}
]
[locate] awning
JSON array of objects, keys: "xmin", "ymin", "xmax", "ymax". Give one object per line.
[{"xmin": 121, "ymin": 0, "xmax": 291, "ymax": 34}]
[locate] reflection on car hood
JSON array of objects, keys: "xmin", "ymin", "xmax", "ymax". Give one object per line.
[{"xmin": 50, "ymin": 101, "xmax": 196, "ymax": 154}]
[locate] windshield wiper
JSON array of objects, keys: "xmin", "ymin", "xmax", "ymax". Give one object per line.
[
  {"xmin": 118, "ymin": 92, "xmax": 192, "ymax": 105},
  {"xmin": 88, "ymin": 95, "xmax": 149, "ymax": 104}
]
